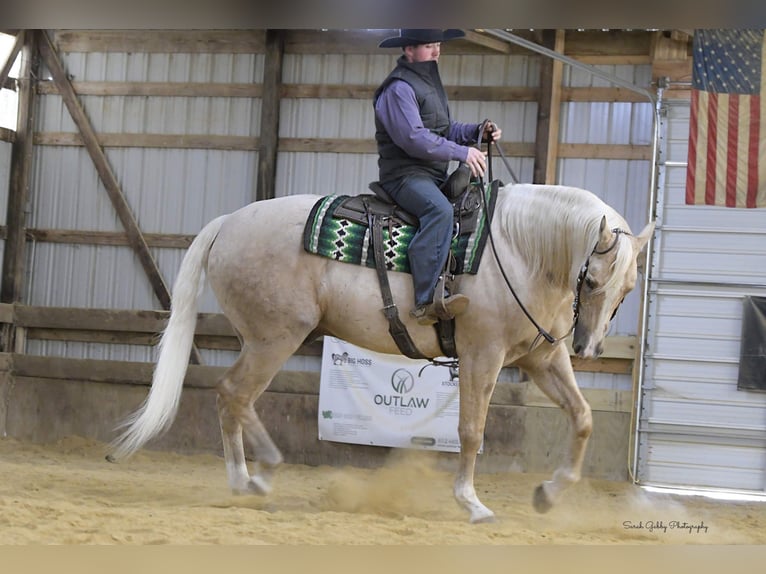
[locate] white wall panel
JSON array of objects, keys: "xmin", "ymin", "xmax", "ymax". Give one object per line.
[
  {"xmin": 637, "ymin": 95, "xmax": 766, "ymax": 493},
  {"xmin": 276, "ymin": 152, "xmax": 378, "ymax": 197}
]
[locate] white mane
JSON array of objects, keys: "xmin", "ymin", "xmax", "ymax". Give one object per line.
[{"xmin": 495, "ymin": 184, "xmax": 634, "ymax": 292}]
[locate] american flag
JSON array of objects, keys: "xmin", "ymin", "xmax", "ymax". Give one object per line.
[{"xmin": 685, "ymin": 29, "xmax": 766, "ymax": 208}]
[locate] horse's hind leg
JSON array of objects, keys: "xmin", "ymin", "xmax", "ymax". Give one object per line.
[
  {"xmin": 216, "ymin": 343, "xmax": 287, "ymax": 495},
  {"xmin": 521, "ymin": 344, "xmax": 593, "ymax": 513}
]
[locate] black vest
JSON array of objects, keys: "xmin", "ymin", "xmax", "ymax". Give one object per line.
[{"xmin": 374, "ymin": 56, "xmax": 452, "ymax": 184}]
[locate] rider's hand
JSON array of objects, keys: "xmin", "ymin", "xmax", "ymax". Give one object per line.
[
  {"xmin": 483, "ymin": 121, "xmax": 502, "ymax": 143},
  {"xmin": 465, "ymin": 147, "xmax": 487, "ymax": 178}
]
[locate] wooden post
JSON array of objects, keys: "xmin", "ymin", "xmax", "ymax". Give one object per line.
[
  {"xmin": 1, "ymin": 31, "xmax": 37, "ymax": 353},
  {"xmin": 35, "ymin": 31, "xmax": 203, "ymax": 365},
  {"xmin": 533, "ymin": 29, "xmax": 565, "ymax": 185},
  {"xmin": 256, "ymin": 29, "xmax": 284, "ymax": 202}
]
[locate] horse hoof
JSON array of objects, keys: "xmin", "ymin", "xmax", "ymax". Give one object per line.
[
  {"xmin": 533, "ymin": 484, "xmax": 553, "ymax": 514},
  {"xmin": 470, "ymin": 512, "xmax": 497, "ymax": 524},
  {"xmin": 247, "ymin": 475, "xmax": 272, "ymax": 496}
]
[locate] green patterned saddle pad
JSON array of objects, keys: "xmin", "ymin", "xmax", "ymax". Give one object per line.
[{"xmin": 302, "ymin": 182, "xmax": 497, "ymax": 275}]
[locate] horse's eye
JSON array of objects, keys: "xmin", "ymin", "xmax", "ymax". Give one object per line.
[{"xmin": 585, "ymin": 277, "xmax": 597, "ymax": 290}]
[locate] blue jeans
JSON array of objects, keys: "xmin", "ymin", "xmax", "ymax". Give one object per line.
[{"xmin": 381, "ymin": 175, "xmax": 453, "ymax": 307}]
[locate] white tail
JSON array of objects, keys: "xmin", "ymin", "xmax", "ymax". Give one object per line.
[{"xmin": 109, "ymin": 214, "xmax": 229, "ymax": 460}]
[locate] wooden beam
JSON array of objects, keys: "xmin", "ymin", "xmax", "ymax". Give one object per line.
[
  {"xmin": 0, "ymin": 127, "xmax": 15, "ymax": 143},
  {"xmin": 6, "ymin": 353, "xmax": 632, "ymax": 410},
  {"xmin": 34, "ymin": 133, "xmax": 646, "ymax": 160},
  {"xmin": 37, "ymin": 79, "xmax": 646, "ymax": 104},
  {"xmin": 37, "ymin": 80, "xmax": 264, "ymax": 98},
  {"xmin": 13, "ymin": 305, "xmax": 234, "ymax": 336},
  {"xmin": 0, "ymin": 303, "xmax": 14, "ymax": 323},
  {"xmin": 256, "ymin": 29, "xmax": 284, "ymax": 202},
  {"xmin": 4, "ymin": 304, "xmax": 634, "ymax": 374},
  {"xmin": 557, "ymin": 143, "xmax": 653, "ymax": 161},
  {"xmin": 278, "ymin": 139, "xmax": 534, "ymax": 156},
  {"xmin": 1, "ymin": 30, "xmax": 35, "ymax": 303},
  {"xmin": 563, "ymin": 30, "xmax": 652, "ymax": 59},
  {"xmin": 1, "ymin": 31, "xmax": 37, "ymax": 355},
  {"xmin": 2, "ymin": 227, "xmax": 196, "ymax": 249},
  {"xmin": 52, "ymin": 30, "xmax": 266, "ymax": 54},
  {"xmin": 546, "ymin": 30, "xmax": 565, "ymax": 184},
  {"xmin": 561, "ymin": 87, "xmax": 649, "ymax": 102},
  {"xmin": 278, "ymin": 137, "xmax": 376, "ymax": 154},
  {"xmin": 34, "ymin": 132, "xmax": 261, "ymax": 151},
  {"xmin": 48, "ymin": 29, "xmax": 659, "ymax": 59},
  {"xmin": 572, "ymin": 55, "xmax": 652, "ymax": 65},
  {"xmin": 463, "ymin": 30, "xmax": 512, "ymax": 54},
  {"xmin": 533, "ymin": 29, "xmax": 565, "ymax": 184}
]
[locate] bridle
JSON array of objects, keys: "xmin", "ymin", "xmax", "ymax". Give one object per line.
[{"xmin": 573, "ymin": 227, "xmax": 630, "ymax": 329}]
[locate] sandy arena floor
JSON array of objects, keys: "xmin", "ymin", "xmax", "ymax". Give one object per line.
[{"xmin": 0, "ymin": 436, "xmax": 764, "ymax": 545}]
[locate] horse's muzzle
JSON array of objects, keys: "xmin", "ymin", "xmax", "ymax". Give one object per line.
[{"xmin": 572, "ymin": 339, "xmax": 604, "ymax": 359}]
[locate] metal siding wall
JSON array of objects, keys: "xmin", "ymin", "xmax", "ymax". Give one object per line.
[
  {"xmin": 278, "ymin": 54, "xmax": 384, "ymax": 197},
  {"xmin": 25, "ymin": 49, "xmax": 264, "ymax": 364},
  {"xmin": 557, "ymin": 64, "xmax": 654, "ymax": 346},
  {"xmin": 638, "ymin": 98, "xmax": 766, "ymax": 492}
]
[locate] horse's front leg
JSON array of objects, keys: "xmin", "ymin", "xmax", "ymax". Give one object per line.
[
  {"xmin": 521, "ymin": 344, "xmax": 592, "ymax": 513},
  {"xmin": 453, "ymin": 355, "xmax": 503, "ymax": 524}
]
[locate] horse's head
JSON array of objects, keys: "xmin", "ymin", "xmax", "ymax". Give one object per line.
[{"xmin": 571, "ymin": 216, "xmax": 654, "ymax": 359}]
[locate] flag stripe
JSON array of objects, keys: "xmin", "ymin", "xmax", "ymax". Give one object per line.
[
  {"xmin": 705, "ymin": 92, "xmax": 718, "ymax": 205},
  {"xmin": 748, "ymin": 94, "xmax": 760, "ymax": 207},
  {"xmin": 725, "ymin": 94, "xmax": 738, "ymax": 207}
]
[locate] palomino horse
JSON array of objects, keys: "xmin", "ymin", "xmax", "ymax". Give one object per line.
[{"xmin": 110, "ymin": 183, "xmax": 654, "ymax": 523}]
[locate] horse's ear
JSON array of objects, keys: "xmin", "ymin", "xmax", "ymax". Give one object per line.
[
  {"xmin": 634, "ymin": 221, "xmax": 656, "ymax": 275},
  {"xmin": 634, "ymin": 221, "xmax": 655, "ymax": 252},
  {"xmin": 598, "ymin": 215, "xmax": 610, "ymax": 245}
]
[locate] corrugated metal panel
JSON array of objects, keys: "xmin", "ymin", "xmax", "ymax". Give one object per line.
[
  {"xmin": 642, "ymin": 440, "xmax": 766, "ymax": 490},
  {"xmin": 61, "ymin": 51, "xmax": 264, "ymax": 83},
  {"xmin": 276, "ymin": 152, "xmax": 378, "ymax": 197},
  {"xmin": 637, "ymin": 97, "xmax": 766, "ymax": 492},
  {"xmin": 24, "ymin": 49, "xmax": 264, "ymax": 363},
  {"xmin": 560, "ymin": 65, "xmax": 654, "ymax": 145}
]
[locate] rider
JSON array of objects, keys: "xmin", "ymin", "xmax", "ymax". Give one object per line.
[{"xmin": 374, "ymin": 28, "xmax": 502, "ymax": 325}]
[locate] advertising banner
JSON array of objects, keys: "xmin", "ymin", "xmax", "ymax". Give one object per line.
[{"xmin": 318, "ymin": 337, "xmax": 478, "ymax": 453}]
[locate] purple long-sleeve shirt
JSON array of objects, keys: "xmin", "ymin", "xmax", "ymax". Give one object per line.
[{"xmin": 374, "ymin": 79, "xmax": 481, "ymax": 164}]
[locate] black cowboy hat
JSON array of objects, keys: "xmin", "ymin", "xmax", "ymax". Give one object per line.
[{"xmin": 378, "ymin": 29, "xmax": 465, "ymax": 48}]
